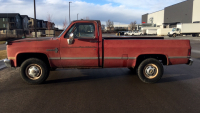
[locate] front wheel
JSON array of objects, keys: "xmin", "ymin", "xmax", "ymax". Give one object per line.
[
  {"xmin": 20, "ymin": 58, "xmax": 50, "ymax": 84},
  {"xmin": 173, "ymin": 34, "xmax": 176, "ymax": 37},
  {"xmin": 137, "ymin": 58, "xmax": 163, "ymax": 83}
]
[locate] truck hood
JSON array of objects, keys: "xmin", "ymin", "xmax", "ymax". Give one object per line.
[{"xmin": 8, "ymin": 37, "xmax": 55, "ymax": 43}]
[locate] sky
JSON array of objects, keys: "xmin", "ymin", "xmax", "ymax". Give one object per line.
[{"xmin": 0, "ymin": 0, "xmax": 185, "ymax": 29}]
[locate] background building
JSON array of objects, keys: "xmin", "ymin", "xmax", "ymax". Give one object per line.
[{"xmin": 141, "ymin": 0, "xmax": 200, "ymax": 28}]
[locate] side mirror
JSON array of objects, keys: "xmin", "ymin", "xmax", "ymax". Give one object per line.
[{"xmin": 67, "ymin": 33, "xmax": 74, "ymax": 45}]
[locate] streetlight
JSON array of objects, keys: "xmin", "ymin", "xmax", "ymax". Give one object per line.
[
  {"xmin": 34, "ymin": 0, "xmax": 37, "ymax": 38},
  {"xmin": 69, "ymin": 2, "xmax": 72, "ymax": 23},
  {"xmin": 77, "ymin": 13, "xmax": 79, "ymax": 20}
]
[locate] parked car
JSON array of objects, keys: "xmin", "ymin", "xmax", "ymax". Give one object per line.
[
  {"xmin": 133, "ymin": 31, "xmax": 143, "ymax": 36},
  {"xmin": 118, "ymin": 31, "xmax": 127, "ymax": 35}
]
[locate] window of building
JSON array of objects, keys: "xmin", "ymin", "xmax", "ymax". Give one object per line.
[
  {"xmin": 3, "ymin": 18, "xmax": 5, "ymax": 21},
  {"xmin": 3, "ymin": 24, "xmax": 6, "ymax": 28}
]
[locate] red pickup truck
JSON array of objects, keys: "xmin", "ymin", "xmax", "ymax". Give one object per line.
[{"xmin": 4, "ymin": 20, "xmax": 193, "ymax": 84}]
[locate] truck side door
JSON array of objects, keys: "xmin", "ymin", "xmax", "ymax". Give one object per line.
[{"xmin": 60, "ymin": 22, "xmax": 99, "ymax": 68}]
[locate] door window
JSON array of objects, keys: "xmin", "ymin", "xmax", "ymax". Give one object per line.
[{"xmin": 64, "ymin": 23, "xmax": 95, "ymax": 39}]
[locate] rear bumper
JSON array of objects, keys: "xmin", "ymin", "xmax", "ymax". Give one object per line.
[
  {"xmin": 187, "ymin": 58, "xmax": 193, "ymax": 66},
  {"xmin": 4, "ymin": 59, "xmax": 12, "ymax": 68}
]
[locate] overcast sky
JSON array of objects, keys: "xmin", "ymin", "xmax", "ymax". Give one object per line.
[{"xmin": 0, "ymin": 0, "xmax": 185, "ymax": 29}]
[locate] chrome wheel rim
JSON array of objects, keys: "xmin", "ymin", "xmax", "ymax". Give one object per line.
[
  {"xmin": 143, "ymin": 64, "xmax": 158, "ymax": 79},
  {"xmin": 25, "ymin": 64, "xmax": 42, "ymax": 80}
]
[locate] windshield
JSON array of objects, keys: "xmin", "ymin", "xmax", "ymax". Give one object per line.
[
  {"xmin": 58, "ymin": 24, "xmax": 70, "ymax": 38},
  {"xmin": 172, "ymin": 28, "xmax": 176, "ymax": 32}
]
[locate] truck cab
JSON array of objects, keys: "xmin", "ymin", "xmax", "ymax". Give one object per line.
[{"xmin": 168, "ymin": 28, "xmax": 181, "ymax": 37}]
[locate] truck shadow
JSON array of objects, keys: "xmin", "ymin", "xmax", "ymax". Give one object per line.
[
  {"xmin": 45, "ymin": 68, "xmax": 138, "ymax": 84},
  {"xmin": 45, "ymin": 67, "xmax": 199, "ymax": 84}
]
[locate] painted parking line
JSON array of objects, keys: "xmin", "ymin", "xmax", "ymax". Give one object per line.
[{"xmin": 192, "ymin": 50, "xmax": 200, "ymax": 54}]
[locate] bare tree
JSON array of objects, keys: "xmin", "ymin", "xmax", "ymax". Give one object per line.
[
  {"xmin": 129, "ymin": 21, "xmax": 137, "ymax": 31},
  {"xmin": 63, "ymin": 18, "xmax": 68, "ymax": 30},
  {"xmin": 106, "ymin": 19, "xmax": 114, "ymax": 31},
  {"xmin": 101, "ymin": 24, "xmax": 105, "ymax": 31}
]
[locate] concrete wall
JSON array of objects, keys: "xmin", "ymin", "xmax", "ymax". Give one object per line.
[
  {"xmin": 148, "ymin": 10, "xmax": 164, "ymax": 26},
  {"xmin": 164, "ymin": 0, "xmax": 193, "ymax": 23},
  {"xmin": 192, "ymin": 0, "xmax": 200, "ymax": 23},
  {"xmin": 142, "ymin": 14, "xmax": 148, "ymax": 23}
]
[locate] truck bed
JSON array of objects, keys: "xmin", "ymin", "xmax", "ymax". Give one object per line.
[
  {"xmin": 102, "ymin": 38, "xmax": 190, "ymax": 68},
  {"xmin": 103, "ymin": 37, "xmax": 164, "ymax": 40}
]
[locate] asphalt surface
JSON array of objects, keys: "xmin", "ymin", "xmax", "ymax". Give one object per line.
[{"xmin": 0, "ymin": 35, "xmax": 200, "ymax": 113}]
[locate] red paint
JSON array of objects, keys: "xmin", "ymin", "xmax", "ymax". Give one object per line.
[{"xmin": 6, "ymin": 20, "xmax": 191, "ymax": 68}]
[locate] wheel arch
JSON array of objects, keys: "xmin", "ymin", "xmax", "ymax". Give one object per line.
[
  {"xmin": 16, "ymin": 53, "xmax": 51, "ymax": 67},
  {"xmin": 135, "ymin": 54, "xmax": 168, "ymax": 67}
]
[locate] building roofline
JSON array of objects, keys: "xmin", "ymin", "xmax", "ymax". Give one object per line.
[{"xmin": 164, "ymin": 0, "xmax": 191, "ymax": 9}]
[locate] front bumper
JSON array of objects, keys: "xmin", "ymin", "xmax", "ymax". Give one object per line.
[
  {"xmin": 4, "ymin": 59, "xmax": 12, "ymax": 68},
  {"xmin": 187, "ymin": 58, "xmax": 193, "ymax": 66}
]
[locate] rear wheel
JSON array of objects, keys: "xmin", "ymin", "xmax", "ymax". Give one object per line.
[
  {"xmin": 173, "ymin": 34, "xmax": 176, "ymax": 37},
  {"xmin": 137, "ymin": 58, "xmax": 163, "ymax": 83},
  {"xmin": 20, "ymin": 58, "xmax": 50, "ymax": 84}
]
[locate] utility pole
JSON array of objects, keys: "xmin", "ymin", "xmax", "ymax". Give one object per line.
[
  {"xmin": 6, "ymin": 13, "xmax": 8, "ymax": 38},
  {"xmin": 77, "ymin": 13, "xmax": 79, "ymax": 20},
  {"xmin": 34, "ymin": 0, "xmax": 37, "ymax": 38},
  {"xmin": 69, "ymin": 2, "xmax": 72, "ymax": 23}
]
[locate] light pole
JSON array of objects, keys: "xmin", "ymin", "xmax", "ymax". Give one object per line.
[
  {"xmin": 77, "ymin": 13, "xmax": 79, "ymax": 20},
  {"xmin": 69, "ymin": 2, "xmax": 72, "ymax": 23},
  {"xmin": 34, "ymin": 0, "xmax": 37, "ymax": 38}
]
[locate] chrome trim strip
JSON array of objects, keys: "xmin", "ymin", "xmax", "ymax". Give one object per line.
[
  {"xmin": 61, "ymin": 57, "xmax": 99, "ymax": 60},
  {"xmin": 129, "ymin": 57, "xmax": 137, "ymax": 59},
  {"xmin": 104, "ymin": 57, "xmax": 136, "ymax": 59},
  {"xmin": 49, "ymin": 57, "xmax": 60, "ymax": 60},
  {"xmin": 104, "ymin": 57, "xmax": 122, "ymax": 59},
  {"xmin": 8, "ymin": 57, "xmax": 15, "ymax": 60},
  {"xmin": 168, "ymin": 56, "xmax": 191, "ymax": 59},
  {"xmin": 49, "ymin": 57, "xmax": 136, "ymax": 60}
]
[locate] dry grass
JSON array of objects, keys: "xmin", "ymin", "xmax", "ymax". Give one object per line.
[
  {"xmin": 0, "ymin": 50, "xmax": 7, "ymax": 60},
  {"xmin": 0, "ymin": 41, "xmax": 6, "ymax": 45}
]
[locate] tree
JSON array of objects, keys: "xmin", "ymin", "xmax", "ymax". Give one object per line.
[
  {"xmin": 101, "ymin": 24, "xmax": 106, "ymax": 31},
  {"xmin": 63, "ymin": 18, "xmax": 68, "ymax": 30},
  {"xmin": 129, "ymin": 21, "xmax": 137, "ymax": 31},
  {"xmin": 106, "ymin": 19, "xmax": 114, "ymax": 31}
]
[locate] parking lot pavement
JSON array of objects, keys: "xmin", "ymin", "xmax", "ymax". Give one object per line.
[{"xmin": 164, "ymin": 35, "xmax": 200, "ymax": 41}]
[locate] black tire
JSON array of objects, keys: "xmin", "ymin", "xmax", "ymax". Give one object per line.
[
  {"xmin": 20, "ymin": 58, "xmax": 50, "ymax": 84},
  {"xmin": 137, "ymin": 58, "xmax": 163, "ymax": 83},
  {"xmin": 173, "ymin": 34, "xmax": 176, "ymax": 37}
]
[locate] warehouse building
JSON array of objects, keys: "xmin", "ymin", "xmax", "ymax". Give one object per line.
[{"xmin": 141, "ymin": 0, "xmax": 200, "ymax": 28}]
